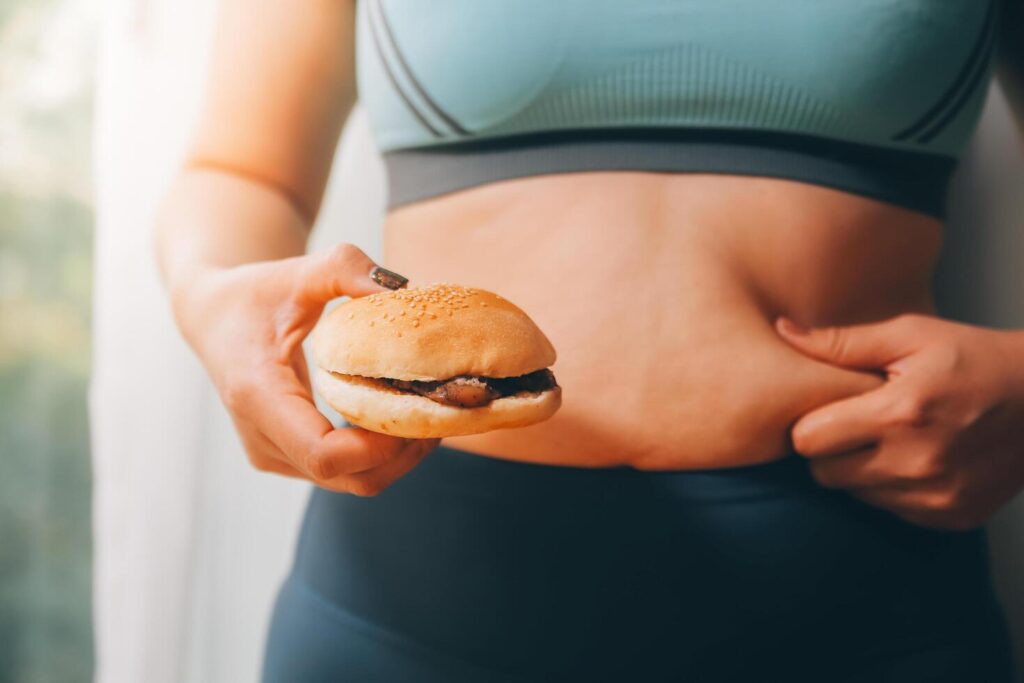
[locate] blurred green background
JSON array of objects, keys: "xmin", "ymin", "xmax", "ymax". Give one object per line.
[{"xmin": 0, "ymin": 0, "xmax": 96, "ymax": 680}]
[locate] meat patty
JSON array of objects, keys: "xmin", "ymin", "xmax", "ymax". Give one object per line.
[{"xmin": 384, "ymin": 369, "xmax": 557, "ymax": 408}]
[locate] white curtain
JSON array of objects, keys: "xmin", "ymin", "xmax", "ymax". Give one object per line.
[
  {"xmin": 91, "ymin": 1, "xmax": 384, "ymax": 681},
  {"xmin": 91, "ymin": 1, "xmax": 1024, "ymax": 680}
]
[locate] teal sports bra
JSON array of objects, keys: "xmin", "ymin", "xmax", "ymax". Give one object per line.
[{"xmin": 355, "ymin": 0, "xmax": 1000, "ymax": 217}]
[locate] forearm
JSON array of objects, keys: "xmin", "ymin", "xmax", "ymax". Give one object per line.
[
  {"xmin": 154, "ymin": 166, "xmax": 313, "ymax": 343},
  {"xmin": 156, "ymin": 167, "xmax": 310, "ymax": 299}
]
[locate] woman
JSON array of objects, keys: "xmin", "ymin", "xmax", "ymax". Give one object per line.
[{"xmin": 156, "ymin": 1, "xmax": 1024, "ymax": 680}]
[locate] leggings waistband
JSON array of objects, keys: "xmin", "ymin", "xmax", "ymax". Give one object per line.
[{"xmin": 418, "ymin": 443, "xmax": 826, "ymax": 503}]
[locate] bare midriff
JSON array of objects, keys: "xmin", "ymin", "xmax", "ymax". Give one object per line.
[{"xmin": 382, "ymin": 172, "xmax": 942, "ymax": 470}]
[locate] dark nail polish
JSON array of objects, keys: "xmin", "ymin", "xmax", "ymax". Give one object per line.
[{"xmin": 369, "ymin": 266, "xmax": 409, "ymax": 290}]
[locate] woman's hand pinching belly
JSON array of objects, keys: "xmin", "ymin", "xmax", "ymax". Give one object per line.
[
  {"xmin": 776, "ymin": 314, "xmax": 1024, "ymax": 530},
  {"xmin": 175, "ymin": 244, "xmax": 440, "ymax": 496}
]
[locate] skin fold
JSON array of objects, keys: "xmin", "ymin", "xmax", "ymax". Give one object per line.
[{"xmin": 156, "ymin": 0, "xmax": 1024, "ymax": 528}]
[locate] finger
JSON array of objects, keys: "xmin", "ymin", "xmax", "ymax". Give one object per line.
[
  {"xmin": 334, "ymin": 438, "xmax": 439, "ymax": 497},
  {"xmin": 236, "ymin": 422, "xmax": 307, "ymax": 479},
  {"xmin": 847, "ymin": 475, "xmax": 959, "ymax": 515},
  {"xmin": 251, "ymin": 370, "xmax": 407, "ymax": 479},
  {"xmin": 791, "ymin": 387, "xmax": 896, "ymax": 457},
  {"xmin": 293, "ymin": 243, "xmax": 405, "ymax": 305},
  {"xmin": 808, "ymin": 432, "xmax": 950, "ymax": 488},
  {"xmin": 775, "ymin": 315, "xmax": 921, "ymax": 370},
  {"xmin": 807, "ymin": 447, "xmax": 882, "ymax": 488},
  {"xmin": 251, "ymin": 452, "xmax": 308, "ymax": 480},
  {"xmin": 290, "ymin": 349, "xmax": 312, "ymax": 392}
]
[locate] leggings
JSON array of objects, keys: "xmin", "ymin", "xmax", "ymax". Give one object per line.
[{"xmin": 262, "ymin": 445, "xmax": 1014, "ymax": 682}]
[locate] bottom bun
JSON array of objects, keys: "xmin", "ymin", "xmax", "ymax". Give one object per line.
[{"xmin": 313, "ymin": 367, "xmax": 562, "ymax": 438}]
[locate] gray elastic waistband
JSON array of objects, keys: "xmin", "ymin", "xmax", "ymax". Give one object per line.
[{"xmin": 382, "ymin": 129, "xmax": 956, "ymax": 219}]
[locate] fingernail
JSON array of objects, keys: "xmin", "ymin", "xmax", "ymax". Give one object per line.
[
  {"xmin": 369, "ymin": 266, "xmax": 409, "ymax": 290},
  {"xmin": 777, "ymin": 317, "xmax": 808, "ymax": 335}
]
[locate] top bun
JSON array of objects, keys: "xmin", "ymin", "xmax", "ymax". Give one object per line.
[{"xmin": 311, "ymin": 283, "xmax": 557, "ymax": 381}]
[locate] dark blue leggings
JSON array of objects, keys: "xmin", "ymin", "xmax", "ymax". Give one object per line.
[{"xmin": 262, "ymin": 445, "xmax": 1014, "ymax": 682}]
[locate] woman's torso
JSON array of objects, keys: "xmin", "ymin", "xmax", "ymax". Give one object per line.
[
  {"xmin": 384, "ymin": 174, "xmax": 936, "ymax": 469},
  {"xmin": 364, "ymin": 0, "xmax": 995, "ymax": 470}
]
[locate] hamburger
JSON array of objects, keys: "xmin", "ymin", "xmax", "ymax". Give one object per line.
[{"xmin": 311, "ymin": 283, "xmax": 561, "ymax": 438}]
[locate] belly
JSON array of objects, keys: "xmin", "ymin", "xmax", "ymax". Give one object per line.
[{"xmin": 382, "ymin": 172, "xmax": 942, "ymax": 470}]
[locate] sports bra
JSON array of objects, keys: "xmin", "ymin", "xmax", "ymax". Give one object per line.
[{"xmin": 355, "ymin": 0, "xmax": 1000, "ymax": 218}]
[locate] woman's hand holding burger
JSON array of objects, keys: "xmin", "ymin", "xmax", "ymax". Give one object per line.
[
  {"xmin": 172, "ymin": 243, "xmax": 439, "ymax": 496},
  {"xmin": 777, "ymin": 314, "xmax": 1024, "ymax": 530}
]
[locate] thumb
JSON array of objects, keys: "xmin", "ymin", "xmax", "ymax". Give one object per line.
[
  {"xmin": 295, "ymin": 243, "xmax": 407, "ymax": 305},
  {"xmin": 775, "ymin": 316, "xmax": 917, "ymax": 370}
]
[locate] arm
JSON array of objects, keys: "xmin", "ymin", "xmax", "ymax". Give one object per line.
[
  {"xmin": 156, "ymin": 0, "xmax": 437, "ymax": 494},
  {"xmin": 997, "ymin": 0, "xmax": 1024, "ymax": 139},
  {"xmin": 157, "ymin": 0, "xmax": 354, "ymax": 309}
]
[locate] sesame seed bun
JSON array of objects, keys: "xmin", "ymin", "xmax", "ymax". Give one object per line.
[{"xmin": 310, "ymin": 283, "xmax": 560, "ymax": 438}]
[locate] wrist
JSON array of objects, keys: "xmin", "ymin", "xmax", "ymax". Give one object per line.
[
  {"xmin": 167, "ymin": 264, "xmax": 227, "ymax": 351},
  {"xmin": 994, "ymin": 328, "xmax": 1024, "ymax": 397}
]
